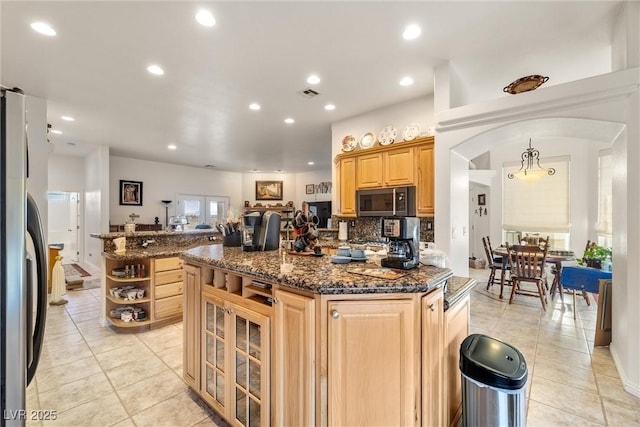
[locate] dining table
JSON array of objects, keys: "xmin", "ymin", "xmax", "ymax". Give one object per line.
[{"xmin": 493, "ymin": 246, "xmax": 576, "ymax": 297}]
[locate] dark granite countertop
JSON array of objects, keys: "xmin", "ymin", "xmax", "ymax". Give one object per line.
[
  {"xmin": 91, "ymin": 229, "xmax": 218, "ymax": 239},
  {"xmin": 181, "ymin": 245, "xmax": 453, "ymax": 295},
  {"xmin": 443, "ymin": 276, "xmax": 476, "ymax": 310}
]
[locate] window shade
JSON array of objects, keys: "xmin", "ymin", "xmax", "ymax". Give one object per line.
[
  {"xmin": 503, "ymin": 156, "xmax": 570, "ymax": 233},
  {"xmin": 596, "ymin": 151, "xmax": 612, "ymax": 237}
]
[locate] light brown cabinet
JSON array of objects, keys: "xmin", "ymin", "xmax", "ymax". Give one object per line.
[
  {"xmin": 152, "ymin": 256, "xmax": 184, "ymax": 322},
  {"xmin": 183, "ymin": 263, "xmax": 200, "ymax": 389},
  {"xmin": 422, "ymin": 290, "xmax": 445, "ymax": 427},
  {"xmin": 335, "ymin": 136, "xmax": 434, "ymax": 216},
  {"xmin": 273, "ymin": 289, "xmax": 315, "ymax": 426},
  {"xmin": 338, "ymin": 157, "xmax": 357, "ymax": 216},
  {"xmin": 326, "ymin": 299, "xmax": 419, "ymax": 426},
  {"xmin": 201, "ymin": 292, "xmax": 270, "ymax": 427},
  {"xmin": 444, "ymin": 294, "xmax": 470, "ymax": 427},
  {"xmin": 416, "ymin": 142, "xmax": 435, "ymax": 215}
]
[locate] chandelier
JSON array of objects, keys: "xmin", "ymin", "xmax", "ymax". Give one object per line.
[{"xmin": 508, "ymin": 139, "xmax": 556, "ymax": 182}]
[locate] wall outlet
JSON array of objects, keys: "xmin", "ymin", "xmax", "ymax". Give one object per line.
[
  {"xmin": 349, "ymin": 220, "xmax": 356, "ymax": 227},
  {"xmin": 208, "ymin": 236, "xmax": 216, "ymax": 241}
]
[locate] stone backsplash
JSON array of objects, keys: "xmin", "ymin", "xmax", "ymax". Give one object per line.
[{"xmin": 330, "ymin": 216, "xmax": 435, "ymax": 242}]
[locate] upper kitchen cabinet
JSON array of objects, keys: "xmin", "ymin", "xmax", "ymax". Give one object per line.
[
  {"xmin": 415, "ymin": 141, "xmax": 435, "ymax": 215},
  {"xmin": 356, "ymin": 146, "xmax": 414, "ymax": 189},
  {"xmin": 335, "ymin": 136, "xmax": 434, "ymax": 216},
  {"xmin": 337, "ymin": 157, "xmax": 357, "ymax": 216}
]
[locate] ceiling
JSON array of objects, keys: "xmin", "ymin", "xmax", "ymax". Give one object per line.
[{"xmin": 1, "ymin": 1, "xmax": 622, "ymax": 173}]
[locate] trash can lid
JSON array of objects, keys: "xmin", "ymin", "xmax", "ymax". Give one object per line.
[{"xmin": 460, "ymin": 334, "xmax": 528, "ymax": 390}]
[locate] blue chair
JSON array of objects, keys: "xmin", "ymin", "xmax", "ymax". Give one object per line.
[
  {"xmin": 560, "ymin": 266, "xmax": 612, "ymax": 319},
  {"xmin": 194, "ymin": 223, "xmax": 213, "ymax": 229}
]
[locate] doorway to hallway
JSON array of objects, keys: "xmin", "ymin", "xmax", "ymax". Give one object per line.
[{"xmin": 47, "ymin": 191, "xmax": 80, "ymax": 263}]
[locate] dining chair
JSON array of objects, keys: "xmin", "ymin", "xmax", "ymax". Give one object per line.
[
  {"xmin": 482, "ymin": 236, "xmax": 510, "ymax": 299},
  {"xmin": 506, "ymin": 240, "xmax": 550, "ymax": 310}
]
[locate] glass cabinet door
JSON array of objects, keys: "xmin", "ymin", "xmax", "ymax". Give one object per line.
[
  {"xmin": 231, "ymin": 306, "xmax": 269, "ymax": 427},
  {"xmin": 203, "ymin": 296, "xmax": 227, "ymax": 411}
]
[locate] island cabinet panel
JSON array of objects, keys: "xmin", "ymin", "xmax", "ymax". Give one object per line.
[
  {"xmin": 200, "ymin": 289, "xmax": 271, "ymax": 427},
  {"xmin": 272, "ymin": 289, "xmax": 315, "ymax": 426},
  {"xmin": 422, "ymin": 290, "xmax": 445, "ymax": 427},
  {"xmin": 415, "ymin": 142, "xmax": 435, "ymax": 215},
  {"xmin": 183, "ymin": 264, "xmax": 201, "ymax": 389},
  {"xmin": 444, "ymin": 294, "xmax": 470, "ymax": 427},
  {"xmin": 326, "ymin": 299, "xmax": 419, "ymax": 427},
  {"xmin": 338, "ymin": 157, "xmax": 357, "ymax": 216},
  {"xmin": 152, "ymin": 256, "xmax": 184, "ymax": 323}
]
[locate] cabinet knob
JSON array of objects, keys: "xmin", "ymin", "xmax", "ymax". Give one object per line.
[
  {"xmin": 272, "ymin": 297, "xmax": 280, "ymax": 304},
  {"xmin": 427, "ymin": 303, "xmax": 435, "ymax": 312},
  {"xmin": 331, "ymin": 310, "xmax": 340, "ymax": 319}
]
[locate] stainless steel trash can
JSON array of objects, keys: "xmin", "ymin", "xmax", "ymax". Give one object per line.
[{"xmin": 460, "ymin": 334, "xmax": 528, "ymax": 427}]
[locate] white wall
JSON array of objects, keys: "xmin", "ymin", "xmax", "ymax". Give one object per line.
[
  {"xmin": 331, "ymin": 95, "xmax": 435, "ymax": 214},
  {"xmin": 296, "ymin": 170, "xmax": 332, "ymax": 205},
  {"xmin": 109, "ymin": 156, "xmax": 243, "ymax": 224},
  {"xmin": 84, "ymin": 146, "xmax": 109, "ymax": 269},
  {"xmin": 239, "ymin": 173, "xmax": 296, "ymax": 211},
  {"xmin": 48, "ymin": 154, "xmax": 85, "ymax": 192}
]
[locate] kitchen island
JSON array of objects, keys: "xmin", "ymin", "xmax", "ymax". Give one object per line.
[
  {"xmin": 92, "ymin": 229, "xmax": 220, "ymax": 330},
  {"xmin": 180, "ymin": 244, "xmax": 474, "ymax": 427}
]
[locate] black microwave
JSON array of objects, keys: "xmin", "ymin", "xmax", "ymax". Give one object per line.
[{"xmin": 356, "ymin": 186, "xmax": 416, "ymax": 217}]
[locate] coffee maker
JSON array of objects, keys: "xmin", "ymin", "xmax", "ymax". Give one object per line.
[
  {"xmin": 380, "ymin": 217, "xmax": 420, "ymax": 270},
  {"xmin": 242, "ymin": 211, "xmax": 281, "ymax": 251}
]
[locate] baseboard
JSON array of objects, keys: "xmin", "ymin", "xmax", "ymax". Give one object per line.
[{"xmin": 610, "ymin": 343, "xmax": 640, "ymax": 398}]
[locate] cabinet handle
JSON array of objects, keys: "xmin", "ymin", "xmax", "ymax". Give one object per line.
[
  {"xmin": 427, "ymin": 303, "xmax": 435, "ymax": 312},
  {"xmin": 331, "ymin": 310, "xmax": 340, "ymax": 319}
]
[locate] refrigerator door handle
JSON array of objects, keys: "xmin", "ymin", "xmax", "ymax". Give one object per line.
[{"xmin": 26, "ymin": 193, "xmax": 47, "ymax": 384}]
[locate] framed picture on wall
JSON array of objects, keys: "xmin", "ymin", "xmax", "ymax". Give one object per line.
[
  {"xmin": 306, "ymin": 184, "xmax": 315, "ymax": 195},
  {"xmin": 255, "ymin": 180, "xmax": 283, "ymax": 201},
  {"xmin": 478, "ymin": 194, "xmax": 486, "ymax": 206},
  {"xmin": 119, "ymin": 180, "xmax": 143, "ymax": 206}
]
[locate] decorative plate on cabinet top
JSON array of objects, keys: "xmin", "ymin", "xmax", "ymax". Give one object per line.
[
  {"xmin": 378, "ymin": 126, "xmax": 397, "ymax": 146},
  {"xmin": 341, "ymin": 135, "xmax": 357, "ymax": 152},
  {"xmin": 503, "ymin": 75, "xmax": 549, "ymax": 94},
  {"xmin": 359, "ymin": 132, "xmax": 376, "ymax": 149},
  {"xmin": 402, "ymin": 123, "xmax": 421, "ymax": 141}
]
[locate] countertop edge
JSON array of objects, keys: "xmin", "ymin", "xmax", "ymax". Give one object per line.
[{"xmin": 444, "ymin": 276, "xmax": 477, "ymax": 309}]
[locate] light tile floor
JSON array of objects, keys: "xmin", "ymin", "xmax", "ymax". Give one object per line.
[
  {"xmin": 26, "ymin": 265, "xmax": 638, "ymax": 426},
  {"xmin": 467, "ymin": 267, "xmax": 639, "ymax": 427}
]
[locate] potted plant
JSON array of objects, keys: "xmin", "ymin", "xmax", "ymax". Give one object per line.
[{"xmin": 578, "ymin": 244, "xmax": 612, "ymax": 269}]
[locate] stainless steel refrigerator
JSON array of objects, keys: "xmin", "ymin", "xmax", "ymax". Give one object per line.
[{"xmin": 1, "ymin": 88, "xmax": 48, "ymax": 425}]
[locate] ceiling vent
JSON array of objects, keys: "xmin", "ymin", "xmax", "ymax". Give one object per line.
[
  {"xmin": 204, "ymin": 164, "xmax": 216, "ymax": 169},
  {"xmin": 298, "ymin": 88, "xmax": 320, "ymax": 98}
]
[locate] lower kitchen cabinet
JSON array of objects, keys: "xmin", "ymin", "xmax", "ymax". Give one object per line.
[
  {"xmin": 273, "ymin": 289, "xmax": 315, "ymax": 426},
  {"xmin": 422, "ymin": 290, "xmax": 445, "ymax": 427},
  {"xmin": 200, "ymin": 290, "xmax": 270, "ymax": 426},
  {"xmin": 444, "ymin": 294, "xmax": 470, "ymax": 427},
  {"xmin": 183, "ymin": 264, "xmax": 200, "ymax": 389},
  {"xmin": 326, "ymin": 298, "xmax": 419, "ymax": 426}
]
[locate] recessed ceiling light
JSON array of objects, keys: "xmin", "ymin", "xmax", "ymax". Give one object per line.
[
  {"xmin": 195, "ymin": 9, "xmax": 216, "ymax": 27},
  {"xmin": 284, "ymin": 118, "xmax": 295, "ymax": 124},
  {"xmin": 307, "ymin": 161, "xmax": 314, "ymax": 165},
  {"xmin": 147, "ymin": 64, "xmax": 165, "ymax": 76},
  {"xmin": 306, "ymin": 74, "xmax": 321, "ymax": 85},
  {"xmin": 249, "ymin": 103, "xmax": 261, "ymax": 111},
  {"xmin": 61, "ymin": 116, "xmax": 75, "ymax": 122},
  {"xmin": 324, "ymin": 104, "xmax": 336, "ymax": 111},
  {"xmin": 30, "ymin": 22, "xmax": 56, "ymax": 36},
  {"xmin": 402, "ymin": 24, "xmax": 421, "ymax": 40},
  {"xmin": 51, "ymin": 129, "xmax": 62, "ymax": 134},
  {"xmin": 399, "ymin": 76, "xmax": 414, "ymax": 86},
  {"xmin": 168, "ymin": 144, "xmax": 177, "ymax": 150},
  {"xmin": 273, "ymin": 170, "xmax": 285, "ymax": 173},
  {"xmin": 67, "ymin": 142, "xmax": 76, "ymax": 146},
  {"xmin": 251, "ymin": 169, "xmax": 261, "ymax": 173}
]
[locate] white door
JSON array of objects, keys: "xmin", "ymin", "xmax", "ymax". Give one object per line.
[{"xmin": 47, "ymin": 191, "xmax": 80, "ymax": 262}]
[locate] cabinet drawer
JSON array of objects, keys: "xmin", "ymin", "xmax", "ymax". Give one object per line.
[
  {"xmin": 155, "ymin": 295, "xmax": 183, "ymax": 319},
  {"xmin": 155, "ymin": 269, "xmax": 183, "ymax": 285},
  {"xmin": 155, "ymin": 281, "xmax": 183, "ymax": 299},
  {"xmin": 155, "ymin": 257, "xmax": 182, "ymax": 272}
]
